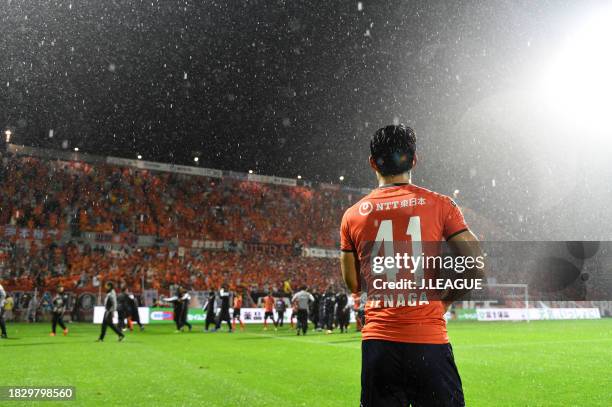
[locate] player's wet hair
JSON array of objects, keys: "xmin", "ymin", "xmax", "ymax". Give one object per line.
[{"xmin": 370, "ymin": 124, "xmax": 417, "ymax": 176}]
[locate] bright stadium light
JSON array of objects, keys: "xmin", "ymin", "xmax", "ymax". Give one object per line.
[
  {"xmin": 4, "ymin": 129, "xmax": 11, "ymax": 143},
  {"xmin": 297, "ymin": 175, "xmax": 302, "ymax": 179},
  {"xmin": 74, "ymin": 147, "xmax": 79, "ymax": 152},
  {"xmin": 193, "ymin": 157, "xmax": 199, "ymax": 162},
  {"xmin": 540, "ymin": 5, "xmax": 612, "ymax": 137},
  {"xmin": 248, "ymin": 169, "xmax": 253, "ymax": 174},
  {"xmin": 339, "ymin": 175, "xmax": 345, "ymax": 181},
  {"xmin": 137, "ymin": 154, "xmax": 142, "ymax": 160}
]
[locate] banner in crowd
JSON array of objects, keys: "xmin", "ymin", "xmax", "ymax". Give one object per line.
[
  {"xmin": 106, "ymin": 156, "xmax": 223, "ymax": 178},
  {"xmin": 80, "ymin": 231, "xmax": 136, "ymax": 246},
  {"xmin": 0, "ymin": 226, "xmax": 62, "ymax": 241},
  {"xmin": 242, "ymin": 242, "xmax": 295, "ymax": 256},
  {"xmin": 319, "ymin": 183, "xmax": 340, "ymax": 191},
  {"xmin": 247, "ymin": 173, "xmax": 297, "ymax": 187},
  {"xmin": 302, "ymin": 247, "xmax": 340, "ymax": 259},
  {"xmin": 475, "ymin": 307, "xmax": 601, "ymax": 321},
  {"xmin": 177, "ymin": 239, "xmax": 226, "ymax": 250}
]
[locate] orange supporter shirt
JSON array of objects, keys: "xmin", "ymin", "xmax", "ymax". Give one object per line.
[
  {"xmin": 263, "ymin": 296, "xmax": 274, "ymax": 312},
  {"xmin": 340, "ymin": 183, "xmax": 469, "ymax": 344}
]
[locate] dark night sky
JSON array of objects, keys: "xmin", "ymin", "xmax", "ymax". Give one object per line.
[
  {"xmin": 2, "ymin": 0, "xmax": 611, "ymax": 239},
  {"xmin": 0, "ymin": 1, "xmax": 556, "ymax": 181}
]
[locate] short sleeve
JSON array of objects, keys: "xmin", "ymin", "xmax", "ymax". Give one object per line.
[
  {"xmin": 442, "ymin": 198, "xmax": 469, "ymax": 240},
  {"xmin": 340, "ymin": 210, "xmax": 356, "ymax": 252}
]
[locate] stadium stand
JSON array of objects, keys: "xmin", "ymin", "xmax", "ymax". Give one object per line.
[{"xmin": 0, "ymin": 150, "xmax": 353, "ymax": 297}]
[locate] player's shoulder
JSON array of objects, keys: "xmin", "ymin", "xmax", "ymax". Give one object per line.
[
  {"xmin": 409, "ymin": 184, "xmax": 456, "ymax": 206},
  {"xmin": 342, "ymin": 184, "xmax": 454, "ymax": 221},
  {"xmin": 341, "ymin": 190, "xmax": 382, "ymax": 226}
]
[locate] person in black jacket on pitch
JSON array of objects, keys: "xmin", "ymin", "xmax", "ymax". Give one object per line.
[
  {"xmin": 116, "ymin": 288, "xmax": 129, "ymax": 331},
  {"xmin": 275, "ymin": 297, "xmax": 287, "ymax": 327},
  {"xmin": 203, "ymin": 291, "xmax": 217, "ymax": 331},
  {"xmin": 50, "ymin": 285, "xmax": 69, "ymax": 337},
  {"xmin": 310, "ymin": 288, "xmax": 321, "ymax": 330},
  {"xmin": 335, "ymin": 290, "xmax": 350, "ymax": 333},
  {"xmin": 0, "ymin": 283, "xmax": 8, "ymax": 339},
  {"xmin": 124, "ymin": 288, "xmax": 144, "ymax": 331},
  {"xmin": 215, "ymin": 285, "xmax": 232, "ymax": 332},
  {"xmin": 178, "ymin": 287, "xmax": 192, "ymax": 332},
  {"xmin": 322, "ymin": 288, "xmax": 336, "ymax": 334},
  {"xmin": 163, "ymin": 287, "xmax": 192, "ymax": 332}
]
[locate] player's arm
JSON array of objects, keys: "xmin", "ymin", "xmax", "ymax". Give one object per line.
[
  {"xmin": 341, "ymin": 251, "xmax": 360, "ymax": 294},
  {"xmin": 340, "ymin": 210, "xmax": 360, "ymax": 294},
  {"xmin": 442, "ymin": 229, "xmax": 485, "ymax": 306}
]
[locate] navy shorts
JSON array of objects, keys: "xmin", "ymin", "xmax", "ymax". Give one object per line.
[{"xmin": 361, "ymin": 340, "xmax": 464, "ymax": 407}]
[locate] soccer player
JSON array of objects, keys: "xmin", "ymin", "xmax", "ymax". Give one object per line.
[
  {"xmin": 321, "ymin": 288, "xmax": 336, "ymax": 334},
  {"xmin": 232, "ymin": 291, "xmax": 244, "ymax": 331},
  {"xmin": 310, "ymin": 288, "xmax": 321, "ymax": 330},
  {"xmin": 340, "ymin": 124, "xmax": 484, "ymax": 407},
  {"xmin": 0, "ymin": 283, "xmax": 7, "ymax": 339},
  {"xmin": 124, "ymin": 288, "xmax": 144, "ymax": 331},
  {"xmin": 164, "ymin": 287, "xmax": 192, "ymax": 332},
  {"xmin": 262, "ymin": 292, "xmax": 275, "ymax": 330},
  {"xmin": 203, "ymin": 291, "xmax": 217, "ymax": 332},
  {"xmin": 98, "ymin": 282, "xmax": 125, "ymax": 342},
  {"xmin": 179, "ymin": 287, "xmax": 193, "ymax": 332},
  {"xmin": 116, "ymin": 287, "xmax": 129, "ymax": 331},
  {"xmin": 291, "ymin": 286, "xmax": 314, "ymax": 335},
  {"xmin": 26, "ymin": 292, "xmax": 39, "ymax": 323},
  {"xmin": 215, "ymin": 285, "xmax": 232, "ymax": 332},
  {"xmin": 50, "ymin": 285, "xmax": 69, "ymax": 336},
  {"xmin": 335, "ymin": 289, "xmax": 350, "ymax": 333},
  {"xmin": 275, "ymin": 297, "xmax": 287, "ymax": 327}
]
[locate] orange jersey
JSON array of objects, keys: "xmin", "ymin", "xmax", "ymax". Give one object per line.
[
  {"xmin": 340, "ymin": 183, "xmax": 468, "ymax": 344},
  {"xmin": 263, "ymin": 295, "xmax": 274, "ymax": 312},
  {"xmin": 233, "ymin": 296, "xmax": 243, "ymax": 309}
]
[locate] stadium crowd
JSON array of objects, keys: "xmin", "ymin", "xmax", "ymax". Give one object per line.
[{"xmin": 0, "ymin": 155, "xmax": 353, "ymax": 247}]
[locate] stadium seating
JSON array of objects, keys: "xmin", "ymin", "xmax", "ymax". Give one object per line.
[
  {"xmin": 0, "ymin": 156, "xmax": 351, "ymax": 246},
  {"xmin": 0, "ymin": 155, "xmax": 349, "ymax": 293}
]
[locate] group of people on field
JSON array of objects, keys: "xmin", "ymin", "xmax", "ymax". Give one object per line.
[{"xmin": 259, "ymin": 286, "xmax": 365, "ymax": 335}]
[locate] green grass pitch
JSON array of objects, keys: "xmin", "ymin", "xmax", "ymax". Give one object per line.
[{"xmin": 2, "ymin": 319, "xmax": 611, "ymax": 406}]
